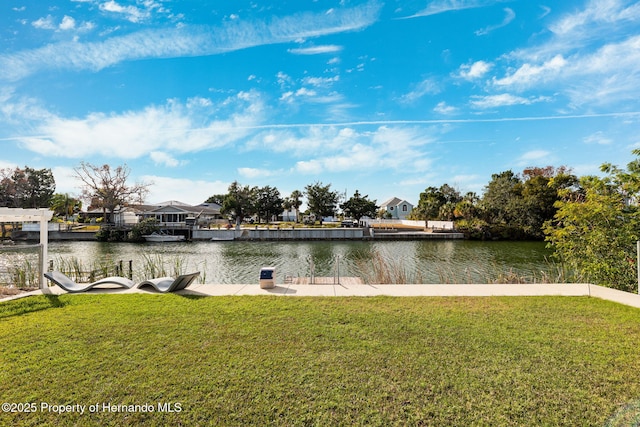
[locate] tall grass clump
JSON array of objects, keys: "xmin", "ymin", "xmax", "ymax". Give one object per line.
[
  {"xmin": 354, "ymin": 248, "xmax": 576, "ymax": 285},
  {"xmin": 354, "ymin": 249, "xmax": 425, "ymax": 284},
  {"xmin": 7, "ymin": 259, "xmax": 39, "ymax": 288},
  {"xmin": 139, "ymin": 253, "xmax": 206, "ymax": 282},
  {"xmin": 50, "ymin": 256, "xmax": 127, "ymax": 282}
]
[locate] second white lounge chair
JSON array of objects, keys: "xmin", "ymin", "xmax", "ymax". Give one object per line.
[{"xmin": 136, "ymin": 272, "xmax": 200, "ymax": 293}]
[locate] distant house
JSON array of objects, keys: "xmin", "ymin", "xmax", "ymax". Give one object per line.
[
  {"xmin": 138, "ymin": 201, "xmax": 222, "ymax": 227},
  {"xmin": 380, "ymin": 197, "xmax": 413, "ymax": 220},
  {"xmin": 112, "ymin": 206, "xmax": 140, "ymax": 226}
]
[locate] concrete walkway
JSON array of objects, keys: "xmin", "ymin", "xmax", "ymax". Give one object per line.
[{"xmin": 4, "ymin": 282, "xmax": 640, "ymax": 309}]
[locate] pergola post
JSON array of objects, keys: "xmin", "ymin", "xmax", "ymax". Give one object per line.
[
  {"xmin": 39, "ymin": 210, "xmax": 49, "ymax": 289},
  {"xmin": 0, "ymin": 208, "xmax": 54, "ymax": 289}
]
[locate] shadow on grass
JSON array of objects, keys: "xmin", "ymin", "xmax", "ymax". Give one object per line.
[
  {"xmin": 605, "ymin": 398, "xmax": 640, "ymax": 427},
  {"xmin": 0, "ymin": 295, "xmax": 67, "ymax": 320}
]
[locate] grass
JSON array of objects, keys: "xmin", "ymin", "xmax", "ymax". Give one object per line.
[{"xmin": 1, "ymin": 295, "xmax": 640, "ymax": 426}]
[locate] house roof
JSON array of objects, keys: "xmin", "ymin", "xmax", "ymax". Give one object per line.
[
  {"xmin": 380, "ymin": 197, "xmax": 413, "ymax": 208},
  {"xmin": 153, "ymin": 200, "xmax": 192, "ymax": 207},
  {"xmin": 135, "ymin": 201, "xmax": 221, "ymax": 216}
]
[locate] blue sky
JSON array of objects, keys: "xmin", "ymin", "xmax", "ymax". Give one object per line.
[{"xmin": 1, "ymin": 0, "xmax": 640, "ymax": 207}]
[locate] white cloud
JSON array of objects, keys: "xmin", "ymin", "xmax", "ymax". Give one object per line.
[
  {"xmin": 288, "ymin": 45, "xmax": 343, "ymax": 55},
  {"xmin": 150, "ymin": 151, "xmax": 184, "ymax": 167},
  {"xmin": 295, "ymin": 88, "xmax": 317, "ymax": 97},
  {"xmin": 302, "ymin": 76, "xmax": 340, "ymax": 87},
  {"xmin": 433, "ymin": 101, "xmax": 457, "ymax": 115},
  {"xmin": 142, "ymin": 175, "xmax": 229, "ymax": 206},
  {"xmin": 488, "ymin": 0, "xmax": 640, "ymax": 109},
  {"xmin": 399, "ymin": 78, "xmax": 440, "ymax": 104},
  {"xmin": 59, "ymin": 16, "xmax": 76, "ymax": 31},
  {"xmin": 517, "ymin": 150, "xmax": 552, "ymax": 166},
  {"xmin": 238, "ymin": 167, "xmax": 279, "ymax": 179},
  {"xmin": 291, "ymin": 126, "xmax": 435, "ymax": 175},
  {"xmin": 470, "ymin": 94, "xmax": 550, "ymax": 109},
  {"xmin": 493, "ymin": 55, "xmax": 567, "ymax": 88},
  {"xmin": 458, "ymin": 60, "xmax": 493, "ymax": 80},
  {"xmin": 9, "ymin": 92, "xmax": 265, "ymax": 160},
  {"xmin": 583, "ymin": 131, "xmax": 613, "ymax": 145},
  {"xmin": 99, "ymin": 0, "xmax": 150, "ymax": 23},
  {"xmin": 0, "ymin": 1, "xmax": 382, "ymax": 82},
  {"xmin": 32, "ymin": 16, "xmax": 56, "ymax": 30},
  {"xmin": 51, "ymin": 166, "xmax": 80, "ymax": 197},
  {"xmin": 406, "ymin": 0, "xmax": 501, "ymax": 18},
  {"xmin": 0, "ymin": 160, "xmax": 18, "ymax": 170}
]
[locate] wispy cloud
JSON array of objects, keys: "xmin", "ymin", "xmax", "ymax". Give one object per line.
[
  {"xmin": 494, "ymin": 35, "xmax": 640, "ymax": 106},
  {"xmin": 583, "ymin": 131, "xmax": 613, "ymax": 145},
  {"xmin": 0, "ymin": 1, "xmax": 382, "ymax": 82},
  {"xmin": 470, "ymin": 94, "xmax": 550, "ymax": 109},
  {"xmin": 10, "ymin": 92, "xmax": 265, "ymax": 160},
  {"xmin": 517, "ymin": 149, "xmax": 553, "ymax": 167},
  {"xmin": 238, "ymin": 167, "xmax": 281, "ymax": 179},
  {"xmin": 289, "ymin": 45, "xmax": 343, "ymax": 55},
  {"xmin": 405, "ymin": 0, "xmax": 502, "ymax": 19},
  {"xmin": 550, "ymin": 0, "xmax": 640, "ymax": 37},
  {"xmin": 398, "ymin": 78, "xmax": 441, "ymax": 104},
  {"xmin": 475, "ymin": 7, "xmax": 515, "ymax": 36},
  {"xmin": 142, "ymin": 175, "xmax": 229, "ymax": 205}
]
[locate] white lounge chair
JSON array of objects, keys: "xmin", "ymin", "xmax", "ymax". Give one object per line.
[
  {"xmin": 44, "ymin": 271, "xmax": 135, "ymax": 293},
  {"xmin": 136, "ymin": 272, "xmax": 200, "ymax": 293}
]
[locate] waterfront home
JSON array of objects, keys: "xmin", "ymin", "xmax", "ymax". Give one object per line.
[
  {"xmin": 380, "ymin": 197, "xmax": 414, "ymax": 220},
  {"xmin": 137, "ymin": 201, "xmax": 223, "ymax": 227}
]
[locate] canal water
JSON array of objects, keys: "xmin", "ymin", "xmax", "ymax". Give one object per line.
[{"xmin": 41, "ymin": 240, "xmax": 556, "ymax": 284}]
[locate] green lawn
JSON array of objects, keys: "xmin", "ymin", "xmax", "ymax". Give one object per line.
[{"xmin": 1, "ymin": 294, "xmax": 640, "ymax": 426}]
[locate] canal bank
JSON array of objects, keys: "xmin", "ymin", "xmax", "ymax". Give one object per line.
[{"xmin": 14, "ymin": 227, "xmax": 464, "ymax": 241}]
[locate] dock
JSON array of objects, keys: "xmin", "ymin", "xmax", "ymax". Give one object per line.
[{"xmin": 288, "ymin": 276, "xmax": 364, "ymax": 285}]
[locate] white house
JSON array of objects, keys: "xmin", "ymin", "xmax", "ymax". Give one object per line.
[{"xmin": 380, "ymin": 197, "xmax": 414, "ymax": 220}]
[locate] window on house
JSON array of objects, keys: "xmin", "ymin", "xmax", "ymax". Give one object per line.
[
  {"xmin": 402, "ymin": 205, "xmax": 408, "ymax": 211},
  {"xmin": 389, "ymin": 206, "xmax": 394, "ymax": 210}
]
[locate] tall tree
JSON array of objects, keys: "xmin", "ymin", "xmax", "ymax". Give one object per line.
[
  {"xmin": 519, "ymin": 166, "xmax": 577, "ymax": 238},
  {"xmin": 74, "ymin": 162, "xmax": 150, "ymax": 223},
  {"xmin": 412, "ymin": 184, "xmax": 461, "ymax": 220},
  {"xmin": 480, "ymin": 170, "xmax": 522, "ymax": 225},
  {"xmin": 221, "ymin": 181, "xmax": 257, "ymax": 228},
  {"xmin": 255, "ymin": 186, "xmax": 283, "ymax": 223},
  {"xmin": 283, "ymin": 190, "xmax": 304, "ymax": 223},
  {"xmin": 305, "ymin": 182, "xmax": 339, "ymax": 224},
  {"xmin": 204, "ymin": 194, "xmax": 226, "ymax": 206},
  {"xmin": 50, "ymin": 193, "xmax": 83, "ymax": 221},
  {"xmin": 0, "ymin": 167, "xmax": 56, "ymax": 208},
  {"xmin": 340, "ymin": 190, "xmax": 378, "ymax": 221},
  {"xmin": 544, "ymin": 152, "xmax": 640, "ymax": 291}
]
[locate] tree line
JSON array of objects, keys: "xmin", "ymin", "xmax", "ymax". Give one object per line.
[
  {"xmin": 409, "ymin": 166, "xmax": 577, "ymax": 240},
  {"xmin": 206, "ymin": 182, "xmax": 378, "ymax": 227}
]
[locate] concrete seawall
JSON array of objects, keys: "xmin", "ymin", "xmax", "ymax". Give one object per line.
[
  {"xmin": 194, "ymin": 228, "xmax": 367, "ymax": 241},
  {"xmin": 15, "ymin": 228, "xmax": 465, "ymax": 241},
  {"xmin": 194, "ymin": 228, "xmax": 465, "ymax": 241}
]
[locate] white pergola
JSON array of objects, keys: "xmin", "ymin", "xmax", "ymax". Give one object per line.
[{"xmin": 0, "ymin": 208, "xmax": 54, "ymax": 289}]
